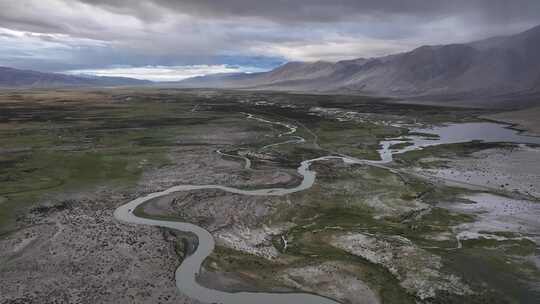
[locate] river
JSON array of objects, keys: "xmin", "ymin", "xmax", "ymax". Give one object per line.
[{"xmin": 114, "ymin": 114, "xmax": 540, "ymax": 304}]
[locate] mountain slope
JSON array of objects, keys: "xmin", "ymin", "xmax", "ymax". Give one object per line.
[
  {"xmin": 0, "ymin": 67, "xmax": 151, "ymax": 87},
  {"xmin": 178, "ymin": 25, "xmax": 540, "ymax": 101}
]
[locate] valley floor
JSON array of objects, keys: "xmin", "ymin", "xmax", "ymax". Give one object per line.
[{"xmin": 0, "ymin": 89, "xmax": 539, "ymax": 304}]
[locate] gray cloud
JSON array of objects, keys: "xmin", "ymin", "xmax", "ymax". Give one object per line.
[
  {"xmin": 77, "ymin": 0, "xmax": 540, "ymax": 24},
  {"xmin": 0, "ymin": 0, "xmax": 539, "ymax": 77}
]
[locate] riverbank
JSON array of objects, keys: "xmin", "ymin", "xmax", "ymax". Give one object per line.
[{"xmin": 483, "ymin": 106, "xmax": 540, "ymax": 137}]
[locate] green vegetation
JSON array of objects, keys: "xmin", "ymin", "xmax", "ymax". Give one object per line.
[
  {"xmin": 389, "ymin": 141, "xmax": 414, "ymax": 150},
  {"xmin": 315, "ymin": 120, "xmax": 404, "ymax": 160},
  {"xmin": 440, "ymin": 246, "xmax": 540, "ymax": 303},
  {"xmin": 394, "ymin": 141, "xmax": 513, "ymax": 166},
  {"xmin": 0, "ymin": 90, "xmax": 264, "ymax": 231}
]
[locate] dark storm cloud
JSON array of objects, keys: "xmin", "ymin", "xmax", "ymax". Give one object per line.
[
  {"xmin": 78, "ymin": 0, "xmax": 540, "ymax": 24},
  {"xmin": 5, "ymin": 1, "xmax": 537, "ymax": 37}
]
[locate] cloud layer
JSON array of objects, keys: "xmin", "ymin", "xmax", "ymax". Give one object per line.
[
  {"xmin": 1, "ymin": 1, "xmax": 539, "ymax": 79},
  {"xmin": 67, "ymin": 65, "xmax": 265, "ymax": 81}
]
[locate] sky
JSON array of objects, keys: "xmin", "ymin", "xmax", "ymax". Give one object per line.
[{"xmin": 1, "ymin": 0, "xmax": 539, "ymax": 81}]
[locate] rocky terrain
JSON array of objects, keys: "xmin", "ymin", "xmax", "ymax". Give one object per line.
[
  {"xmin": 415, "ymin": 145, "xmax": 540, "ymax": 198},
  {"xmin": 330, "ymin": 233, "xmax": 472, "ymax": 299},
  {"xmin": 0, "ymin": 189, "xmax": 190, "ymax": 304}
]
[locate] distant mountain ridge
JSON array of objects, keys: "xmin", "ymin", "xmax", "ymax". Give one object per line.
[
  {"xmin": 177, "ymin": 25, "xmax": 540, "ymax": 104},
  {"xmin": 0, "ymin": 67, "xmax": 151, "ymax": 87}
]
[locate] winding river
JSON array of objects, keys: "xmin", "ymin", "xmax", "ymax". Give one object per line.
[{"xmin": 114, "ymin": 113, "xmax": 540, "ymax": 304}]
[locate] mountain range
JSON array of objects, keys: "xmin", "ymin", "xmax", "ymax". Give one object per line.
[
  {"xmin": 177, "ymin": 25, "xmax": 540, "ymax": 106},
  {"xmin": 1, "ymin": 25, "xmax": 539, "ymax": 106},
  {"xmin": 0, "ymin": 67, "xmax": 151, "ymax": 88}
]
